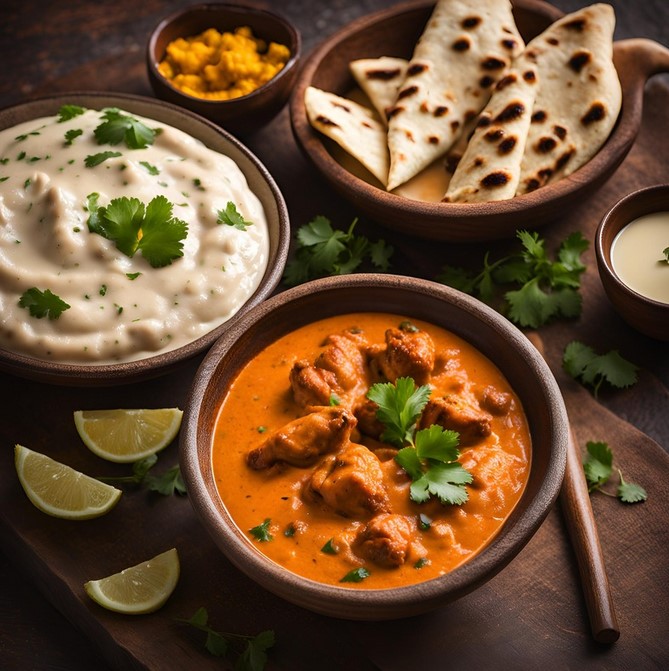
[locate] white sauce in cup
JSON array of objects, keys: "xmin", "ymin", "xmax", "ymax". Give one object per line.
[
  {"xmin": 0, "ymin": 107, "xmax": 270, "ymax": 363},
  {"xmin": 610, "ymin": 211, "xmax": 669, "ymax": 304}
]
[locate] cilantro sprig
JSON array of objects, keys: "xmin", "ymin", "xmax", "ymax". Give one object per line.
[
  {"xmin": 563, "ymin": 341, "xmax": 638, "ymax": 397},
  {"xmin": 57, "ymin": 104, "xmax": 86, "ymax": 123},
  {"xmin": 583, "ymin": 441, "xmax": 647, "ymax": 503},
  {"xmin": 18, "ymin": 287, "xmax": 70, "ymax": 320},
  {"xmin": 96, "ymin": 455, "xmax": 186, "ymax": 496},
  {"xmin": 177, "ymin": 607, "xmax": 275, "ymax": 671},
  {"xmin": 283, "ymin": 215, "xmax": 393, "ymax": 287},
  {"xmin": 367, "ymin": 377, "xmax": 472, "ymax": 506},
  {"xmin": 217, "ymin": 201, "xmax": 253, "ymax": 230},
  {"xmin": 86, "ymin": 193, "xmax": 188, "ymax": 268},
  {"xmin": 436, "ymin": 230, "xmax": 588, "ymax": 328},
  {"xmin": 94, "ymin": 108, "xmax": 156, "ymax": 149}
]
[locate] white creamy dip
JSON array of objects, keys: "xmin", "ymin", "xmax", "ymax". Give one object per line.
[
  {"xmin": 611, "ymin": 212, "xmax": 669, "ymax": 304},
  {"xmin": 0, "ymin": 107, "xmax": 270, "ymax": 363}
]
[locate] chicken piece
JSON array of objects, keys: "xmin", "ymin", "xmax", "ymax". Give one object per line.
[
  {"xmin": 353, "ymin": 398, "xmax": 384, "ymax": 439},
  {"xmin": 356, "ymin": 513, "xmax": 415, "ymax": 567},
  {"xmin": 420, "ymin": 395, "xmax": 492, "ymax": 446},
  {"xmin": 315, "ymin": 332, "xmax": 368, "ymax": 392},
  {"xmin": 247, "ymin": 406, "xmax": 356, "ymax": 470},
  {"xmin": 374, "ymin": 327, "xmax": 435, "ymax": 384},
  {"xmin": 290, "ymin": 359, "xmax": 340, "ymax": 408},
  {"xmin": 304, "ymin": 443, "xmax": 390, "ymax": 518},
  {"xmin": 479, "ymin": 385, "xmax": 513, "ymax": 416}
]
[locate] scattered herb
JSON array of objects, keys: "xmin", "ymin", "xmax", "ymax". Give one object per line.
[
  {"xmin": 329, "ymin": 393, "xmax": 341, "ymax": 406},
  {"xmin": 367, "ymin": 377, "xmax": 472, "ymax": 505},
  {"xmin": 662, "ymin": 246, "xmax": 669, "ymax": 263},
  {"xmin": 583, "ymin": 440, "xmax": 647, "ymax": 503},
  {"xmin": 340, "ymin": 567, "xmax": 370, "ymax": 583},
  {"xmin": 99, "ymin": 284, "xmax": 107, "ymax": 296},
  {"xmin": 282, "ymin": 215, "xmax": 393, "ymax": 287},
  {"xmin": 145, "ymin": 464, "xmax": 186, "ymax": 496},
  {"xmin": 177, "ymin": 607, "xmax": 275, "ymax": 671},
  {"xmin": 64, "ymin": 128, "xmax": 83, "ymax": 145},
  {"xmin": 418, "ymin": 513, "xmax": 432, "ymax": 531},
  {"xmin": 97, "ymin": 454, "xmax": 157, "ymax": 487},
  {"xmin": 125, "ymin": 272, "xmax": 141, "ymax": 280},
  {"xmin": 140, "ymin": 160, "xmax": 159, "ymax": 175},
  {"xmin": 250, "ymin": 518, "xmax": 273, "ymax": 542},
  {"xmin": 256, "ymin": 425, "xmax": 267, "ymax": 433},
  {"xmin": 436, "ymin": 230, "xmax": 588, "ymax": 328},
  {"xmin": 57, "ymin": 104, "xmax": 86, "ymax": 122},
  {"xmin": 284, "ymin": 523, "xmax": 296, "ymax": 537},
  {"xmin": 193, "ymin": 177, "xmax": 205, "ymax": 191},
  {"xmin": 85, "ymin": 151, "xmax": 122, "ymax": 167},
  {"xmin": 217, "ymin": 201, "xmax": 253, "ymax": 230},
  {"xmin": 15, "ymin": 130, "xmax": 41, "ymax": 141},
  {"xmin": 87, "ymin": 193, "xmax": 188, "ymax": 268},
  {"xmin": 414, "ymin": 557, "xmax": 429, "ymax": 569},
  {"xmin": 18, "ymin": 287, "xmax": 70, "ymax": 320},
  {"xmin": 94, "ymin": 107, "xmax": 156, "ymax": 149},
  {"xmin": 321, "ymin": 539, "xmax": 338, "ymax": 555},
  {"xmin": 563, "ymin": 341, "xmax": 638, "ymax": 397}
]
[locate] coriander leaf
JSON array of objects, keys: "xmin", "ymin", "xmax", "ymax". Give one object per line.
[
  {"xmin": 89, "ymin": 196, "xmax": 144, "ymax": 256},
  {"xmin": 140, "ymin": 160, "xmax": 159, "ymax": 175},
  {"xmin": 367, "ymin": 377, "xmax": 431, "ymax": 447},
  {"xmin": 506, "ymin": 279, "xmax": 581, "ymax": 328},
  {"xmin": 414, "ymin": 424, "xmax": 460, "ymax": 462},
  {"xmin": 321, "ymin": 539, "xmax": 338, "ymax": 554},
  {"xmin": 217, "ymin": 201, "xmax": 253, "ymax": 230},
  {"xmin": 563, "ymin": 341, "xmax": 638, "ymax": 396},
  {"xmin": 340, "ymin": 567, "xmax": 370, "ymax": 583},
  {"xmin": 145, "ymin": 464, "xmax": 186, "ymax": 496},
  {"xmin": 137, "ymin": 195, "xmax": 188, "ymax": 267},
  {"xmin": 369, "ymin": 239, "xmax": 394, "ymax": 271},
  {"xmin": 18, "ymin": 287, "xmax": 70, "ymax": 320},
  {"xmin": 250, "ymin": 518, "xmax": 273, "ymax": 542},
  {"xmin": 617, "ymin": 469, "xmax": 648, "ymax": 503},
  {"xmin": 297, "ymin": 215, "xmax": 337, "ymax": 246},
  {"xmin": 662, "ymin": 247, "xmax": 669, "ymax": 263},
  {"xmin": 85, "ymin": 150, "xmax": 122, "ymax": 167},
  {"xmin": 206, "ymin": 631, "xmax": 230, "ymax": 657},
  {"xmin": 94, "ymin": 108, "xmax": 156, "ymax": 149},
  {"xmin": 236, "ymin": 631, "xmax": 275, "ymax": 671},
  {"xmin": 410, "ymin": 462, "xmax": 472, "ymax": 506},
  {"xmin": 64, "ymin": 128, "xmax": 83, "ymax": 145},
  {"xmin": 95, "ymin": 454, "xmax": 158, "ymax": 487},
  {"xmin": 57, "ymin": 104, "xmax": 86, "ymax": 122},
  {"xmin": 435, "ymin": 265, "xmax": 478, "ymax": 295},
  {"xmin": 583, "ymin": 440, "xmax": 613, "ymax": 489},
  {"xmin": 395, "ymin": 446, "xmax": 424, "ymax": 481}
]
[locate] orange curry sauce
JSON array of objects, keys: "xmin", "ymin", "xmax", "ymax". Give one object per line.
[{"xmin": 212, "ymin": 313, "xmax": 531, "ymax": 589}]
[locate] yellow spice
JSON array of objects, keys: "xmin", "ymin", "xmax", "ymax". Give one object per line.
[{"xmin": 158, "ymin": 26, "xmax": 290, "ymax": 100}]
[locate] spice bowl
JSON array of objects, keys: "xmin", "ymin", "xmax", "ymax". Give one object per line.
[
  {"xmin": 595, "ymin": 184, "xmax": 669, "ymax": 341},
  {"xmin": 180, "ymin": 274, "xmax": 568, "ymax": 620},
  {"xmin": 147, "ymin": 3, "xmax": 301, "ymax": 136}
]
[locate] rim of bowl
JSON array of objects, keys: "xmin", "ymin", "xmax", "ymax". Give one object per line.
[
  {"xmin": 596, "ymin": 183, "xmax": 669, "ymax": 310},
  {"xmin": 289, "ymin": 0, "xmax": 637, "ymax": 239},
  {"xmin": 0, "ymin": 91, "xmax": 290, "ymax": 385},
  {"xmin": 147, "ymin": 3, "xmax": 302, "ymax": 107},
  {"xmin": 181, "ymin": 274, "xmax": 568, "ymax": 618}
]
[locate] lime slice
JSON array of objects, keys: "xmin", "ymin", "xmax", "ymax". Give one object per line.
[
  {"xmin": 14, "ymin": 444, "xmax": 122, "ymax": 520},
  {"xmin": 84, "ymin": 548, "xmax": 180, "ymax": 614},
  {"xmin": 73, "ymin": 408, "xmax": 183, "ymax": 463}
]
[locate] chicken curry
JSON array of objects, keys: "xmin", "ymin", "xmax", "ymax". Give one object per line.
[{"xmin": 213, "ymin": 313, "xmax": 531, "ymax": 588}]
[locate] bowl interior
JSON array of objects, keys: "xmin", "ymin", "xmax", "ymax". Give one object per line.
[
  {"xmin": 182, "ymin": 275, "xmax": 568, "ymax": 619},
  {"xmin": 0, "ymin": 92, "xmax": 290, "ymax": 385},
  {"xmin": 289, "ymin": 0, "xmax": 637, "ymax": 242}
]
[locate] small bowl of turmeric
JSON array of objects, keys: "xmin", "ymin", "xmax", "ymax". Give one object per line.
[{"xmin": 147, "ymin": 3, "xmax": 301, "ymax": 136}]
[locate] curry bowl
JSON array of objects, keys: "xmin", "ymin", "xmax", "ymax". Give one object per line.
[
  {"xmin": 181, "ymin": 274, "xmax": 568, "ymax": 619},
  {"xmin": 147, "ymin": 3, "xmax": 301, "ymax": 136},
  {"xmin": 0, "ymin": 92, "xmax": 290, "ymax": 386},
  {"xmin": 290, "ymin": 0, "xmax": 669, "ymax": 242},
  {"xmin": 595, "ymin": 184, "xmax": 669, "ymax": 341}
]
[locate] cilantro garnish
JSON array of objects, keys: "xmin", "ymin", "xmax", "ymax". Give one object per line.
[
  {"xmin": 177, "ymin": 607, "xmax": 275, "ymax": 671},
  {"xmin": 340, "ymin": 567, "xmax": 370, "ymax": 583},
  {"xmin": 85, "ymin": 150, "xmax": 122, "ymax": 167},
  {"xmin": 140, "ymin": 160, "xmax": 159, "ymax": 175},
  {"xmin": 217, "ymin": 201, "xmax": 253, "ymax": 230},
  {"xmin": 436, "ymin": 230, "xmax": 588, "ymax": 328},
  {"xmin": 563, "ymin": 341, "xmax": 638, "ymax": 397},
  {"xmin": 18, "ymin": 288, "xmax": 70, "ymax": 320},
  {"xmin": 126, "ymin": 272, "xmax": 141, "ymax": 280},
  {"xmin": 57, "ymin": 104, "xmax": 86, "ymax": 122},
  {"xmin": 583, "ymin": 440, "xmax": 647, "ymax": 503},
  {"xmin": 94, "ymin": 108, "xmax": 156, "ymax": 149},
  {"xmin": 321, "ymin": 539, "xmax": 338, "ymax": 555},
  {"xmin": 64, "ymin": 128, "xmax": 83, "ymax": 145},
  {"xmin": 662, "ymin": 246, "xmax": 669, "ymax": 263},
  {"xmin": 86, "ymin": 193, "xmax": 188, "ymax": 268},
  {"xmin": 96, "ymin": 455, "xmax": 186, "ymax": 496},
  {"xmin": 367, "ymin": 377, "xmax": 472, "ymax": 505},
  {"xmin": 249, "ymin": 518, "xmax": 273, "ymax": 542},
  {"xmin": 282, "ymin": 215, "xmax": 393, "ymax": 287}
]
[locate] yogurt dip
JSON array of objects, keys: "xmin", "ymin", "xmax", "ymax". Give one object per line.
[{"xmin": 0, "ymin": 106, "xmax": 270, "ymax": 364}]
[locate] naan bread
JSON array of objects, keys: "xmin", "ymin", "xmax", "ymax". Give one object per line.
[
  {"xmin": 349, "ymin": 57, "xmax": 408, "ymax": 125},
  {"xmin": 444, "ymin": 59, "xmax": 539, "ymax": 202},
  {"xmin": 385, "ymin": 0, "xmax": 524, "ymax": 192},
  {"xmin": 304, "ymin": 86, "xmax": 389, "ymax": 186},
  {"xmin": 516, "ymin": 3, "xmax": 621, "ymax": 195}
]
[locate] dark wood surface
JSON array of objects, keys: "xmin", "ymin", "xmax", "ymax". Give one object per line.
[{"xmin": 1, "ymin": 1, "xmax": 668, "ymax": 669}]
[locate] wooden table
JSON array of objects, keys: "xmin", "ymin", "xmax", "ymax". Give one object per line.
[{"xmin": 1, "ymin": 1, "xmax": 668, "ymax": 669}]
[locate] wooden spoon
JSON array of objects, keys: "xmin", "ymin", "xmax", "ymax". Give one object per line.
[{"xmin": 526, "ymin": 332, "xmax": 620, "ymax": 644}]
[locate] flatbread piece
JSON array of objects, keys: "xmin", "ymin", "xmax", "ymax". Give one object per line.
[{"xmin": 349, "ymin": 57, "xmax": 408, "ymax": 125}]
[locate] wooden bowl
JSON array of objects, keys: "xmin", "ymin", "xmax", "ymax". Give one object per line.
[
  {"xmin": 0, "ymin": 92, "xmax": 290, "ymax": 386},
  {"xmin": 595, "ymin": 184, "xmax": 669, "ymax": 341},
  {"xmin": 147, "ymin": 3, "xmax": 301, "ymax": 136},
  {"xmin": 180, "ymin": 274, "xmax": 568, "ymax": 620},
  {"xmin": 290, "ymin": 0, "xmax": 669, "ymax": 242}
]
